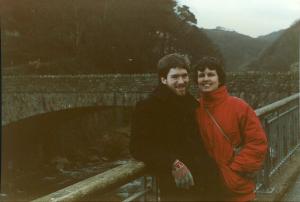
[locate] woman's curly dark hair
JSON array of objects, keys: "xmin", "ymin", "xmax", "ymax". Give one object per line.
[{"xmin": 193, "ymin": 56, "xmax": 226, "ymax": 86}]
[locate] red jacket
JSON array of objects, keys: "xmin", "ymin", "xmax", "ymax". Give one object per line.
[{"xmin": 196, "ymin": 86, "xmax": 268, "ymax": 202}]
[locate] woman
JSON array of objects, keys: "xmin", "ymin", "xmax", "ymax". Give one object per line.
[{"xmin": 194, "ymin": 57, "xmax": 268, "ymax": 202}]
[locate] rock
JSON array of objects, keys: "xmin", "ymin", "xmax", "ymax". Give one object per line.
[
  {"xmin": 88, "ymin": 155, "xmax": 100, "ymax": 162},
  {"xmin": 43, "ymin": 176, "xmax": 57, "ymax": 181},
  {"xmin": 51, "ymin": 156, "xmax": 71, "ymax": 170},
  {"xmin": 101, "ymin": 157, "xmax": 109, "ymax": 161}
]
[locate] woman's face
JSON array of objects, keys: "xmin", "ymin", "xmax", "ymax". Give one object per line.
[{"xmin": 197, "ymin": 68, "xmax": 220, "ymax": 93}]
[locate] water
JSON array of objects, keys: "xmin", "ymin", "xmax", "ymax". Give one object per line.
[
  {"xmin": 1, "ymin": 159, "xmax": 130, "ymax": 201},
  {"xmin": 1, "ymin": 107, "xmax": 132, "ymax": 201}
]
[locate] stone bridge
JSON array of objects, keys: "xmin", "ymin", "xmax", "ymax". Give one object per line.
[{"xmin": 2, "ymin": 73, "xmax": 298, "ymax": 125}]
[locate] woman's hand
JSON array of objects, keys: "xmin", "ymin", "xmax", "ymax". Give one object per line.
[{"xmin": 237, "ymin": 171, "xmax": 259, "ymax": 179}]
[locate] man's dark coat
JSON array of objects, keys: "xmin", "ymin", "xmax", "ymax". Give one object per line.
[{"xmin": 130, "ymin": 85, "xmax": 220, "ymax": 200}]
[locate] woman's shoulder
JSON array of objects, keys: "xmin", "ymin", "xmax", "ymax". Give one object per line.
[{"xmin": 227, "ymin": 96, "xmax": 251, "ymax": 109}]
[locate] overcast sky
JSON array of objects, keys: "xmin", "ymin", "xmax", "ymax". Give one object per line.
[{"xmin": 177, "ymin": 0, "xmax": 300, "ymax": 37}]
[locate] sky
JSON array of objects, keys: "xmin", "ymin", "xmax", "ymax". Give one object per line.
[{"xmin": 177, "ymin": 0, "xmax": 300, "ymax": 37}]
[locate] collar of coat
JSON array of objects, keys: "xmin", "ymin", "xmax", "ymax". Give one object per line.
[
  {"xmin": 201, "ymin": 85, "xmax": 229, "ymax": 108},
  {"xmin": 150, "ymin": 84, "xmax": 198, "ymax": 110}
]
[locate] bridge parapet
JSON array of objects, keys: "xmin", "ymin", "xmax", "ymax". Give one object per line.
[
  {"xmin": 3, "ymin": 74, "xmax": 158, "ymax": 93},
  {"xmin": 2, "ymin": 74, "xmax": 157, "ymax": 125},
  {"xmin": 2, "ymin": 73, "xmax": 298, "ymax": 125},
  {"xmin": 3, "ymin": 73, "xmax": 298, "ymax": 93}
]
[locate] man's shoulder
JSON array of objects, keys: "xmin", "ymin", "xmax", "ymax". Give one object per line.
[{"xmin": 135, "ymin": 95, "xmax": 161, "ymax": 111}]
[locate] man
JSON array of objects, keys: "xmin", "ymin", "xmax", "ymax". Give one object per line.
[{"xmin": 130, "ymin": 53, "xmax": 220, "ymax": 201}]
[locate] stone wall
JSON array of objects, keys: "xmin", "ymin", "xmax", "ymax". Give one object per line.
[
  {"xmin": 2, "ymin": 72, "xmax": 299, "ymax": 125},
  {"xmin": 224, "ymin": 72, "xmax": 299, "ymax": 108}
]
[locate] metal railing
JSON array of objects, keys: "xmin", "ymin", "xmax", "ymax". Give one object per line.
[
  {"xmin": 255, "ymin": 93, "xmax": 300, "ymax": 192},
  {"xmin": 32, "ymin": 93, "xmax": 300, "ymax": 202}
]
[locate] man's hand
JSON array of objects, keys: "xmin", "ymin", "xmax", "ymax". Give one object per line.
[{"xmin": 172, "ymin": 159, "xmax": 195, "ymax": 189}]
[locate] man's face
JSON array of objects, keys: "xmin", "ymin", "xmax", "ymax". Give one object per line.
[{"xmin": 161, "ymin": 67, "xmax": 189, "ymax": 96}]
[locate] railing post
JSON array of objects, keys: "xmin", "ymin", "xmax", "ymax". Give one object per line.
[
  {"xmin": 143, "ymin": 176, "xmax": 147, "ymax": 202},
  {"xmin": 258, "ymin": 118, "xmax": 275, "ymax": 193},
  {"xmin": 153, "ymin": 177, "xmax": 159, "ymax": 202}
]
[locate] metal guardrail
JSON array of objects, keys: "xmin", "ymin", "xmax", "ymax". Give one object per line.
[
  {"xmin": 256, "ymin": 93, "xmax": 300, "ymax": 193},
  {"xmin": 32, "ymin": 93, "xmax": 300, "ymax": 201}
]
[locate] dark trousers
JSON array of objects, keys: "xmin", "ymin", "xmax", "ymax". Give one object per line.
[
  {"xmin": 158, "ymin": 172, "xmax": 210, "ymax": 202},
  {"xmin": 157, "ymin": 171, "xmax": 225, "ymax": 201},
  {"xmin": 159, "ymin": 181, "xmax": 204, "ymax": 201}
]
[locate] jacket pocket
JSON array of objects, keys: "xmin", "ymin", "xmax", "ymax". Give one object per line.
[{"xmin": 219, "ymin": 164, "xmax": 255, "ymax": 194}]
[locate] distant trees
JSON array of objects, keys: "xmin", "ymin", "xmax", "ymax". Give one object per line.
[
  {"xmin": 246, "ymin": 20, "xmax": 300, "ymax": 72},
  {"xmin": 203, "ymin": 29, "xmax": 272, "ymax": 72},
  {"xmin": 2, "ymin": 0, "xmax": 222, "ymax": 74}
]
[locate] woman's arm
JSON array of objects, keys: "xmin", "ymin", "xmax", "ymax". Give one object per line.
[{"xmin": 229, "ymin": 104, "xmax": 268, "ymax": 174}]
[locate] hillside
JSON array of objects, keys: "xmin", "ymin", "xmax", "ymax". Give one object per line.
[
  {"xmin": 203, "ymin": 27, "xmax": 282, "ymax": 71},
  {"xmin": 246, "ymin": 20, "xmax": 300, "ymax": 72},
  {"xmin": 2, "ymin": 0, "xmax": 222, "ymax": 74},
  {"xmin": 257, "ymin": 29, "xmax": 285, "ymax": 42}
]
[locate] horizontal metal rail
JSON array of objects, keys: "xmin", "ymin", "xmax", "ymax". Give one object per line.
[
  {"xmin": 32, "ymin": 93, "xmax": 300, "ymax": 201},
  {"xmin": 255, "ymin": 93, "xmax": 299, "ymax": 116}
]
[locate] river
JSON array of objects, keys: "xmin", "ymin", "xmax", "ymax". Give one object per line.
[{"xmin": 1, "ymin": 107, "xmax": 133, "ymax": 201}]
